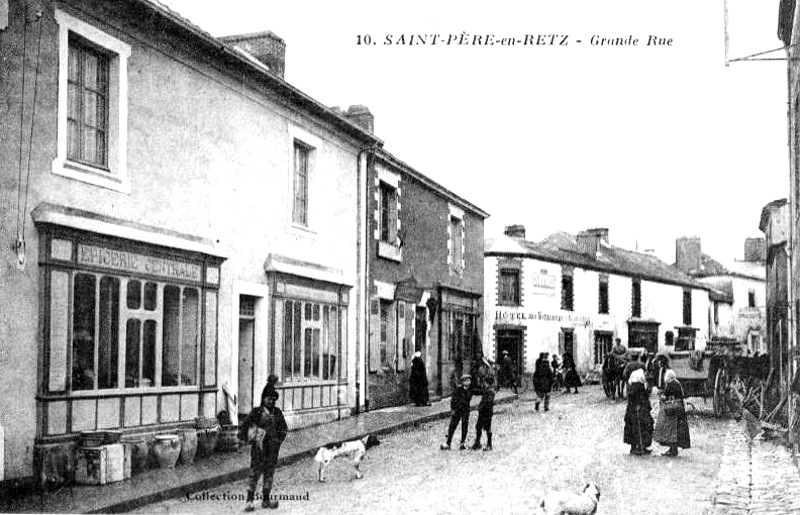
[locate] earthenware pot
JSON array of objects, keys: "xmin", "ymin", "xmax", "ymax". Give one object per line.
[
  {"xmin": 152, "ymin": 434, "xmax": 181, "ymax": 469},
  {"xmin": 177, "ymin": 429, "xmax": 198, "ymax": 465}
]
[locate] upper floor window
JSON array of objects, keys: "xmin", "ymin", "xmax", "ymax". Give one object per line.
[
  {"xmin": 448, "ymin": 204, "xmax": 465, "ymax": 275},
  {"xmin": 561, "ymin": 267, "xmax": 574, "ymax": 311},
  {"xmin": 498, "ymin": 269, "xmax": 521, "ymax": 306},
  {"xmin": 598, "ymin": 275, "xmax": 609, "ymax": 314},
  {"xmin": 631, "ymin": 278, "xmax": 641, "ymax": 318},
  {"xmin": 748, "ymin": 289, "xmax": 756, "ymax": 308},
  {"xmin": 53, "ymin": 9, "xmax": 131, "ymax": 193},
  {"xmin": 379, "ymin": 182, "xmax": 398, "ymax": 243},
  {"xmin": 682, "ymin": 289, "xmax": 692, "ymax": 325},
  {"xmin": 293, "ymin": 142, "xmax": 310, "ymax": 226}
]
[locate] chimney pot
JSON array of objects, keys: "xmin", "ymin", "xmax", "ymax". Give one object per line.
[
  {"xmin": 504, "ymin": 225, "xmax": 526, "ymax": 239},
  {"xmin": 218, "ymin": 31, "xmax": 286, "ymax": 78},
  {"xmin": 346, "ymin": 105, "xmax": 374, "ymax": 133}
]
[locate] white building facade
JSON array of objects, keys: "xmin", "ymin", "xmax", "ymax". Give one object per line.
[{"xmin": 484, "ymin": 227, "xmax": 711, "ymax": 377}]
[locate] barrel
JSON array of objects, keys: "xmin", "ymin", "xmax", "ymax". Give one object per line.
[{"xmin": 217, "ymin": 425, "xmax": 239, "ymax": 452}]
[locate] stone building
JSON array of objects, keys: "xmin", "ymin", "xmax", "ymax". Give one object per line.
[
  {"xmin": 365, "ymin": 149, "xmax": 488, "ymax": 408},
  {"xmin": 483, "ymin": 226, "xmax": 711, "ymax": 378},
  {"xmin": 759, "ymin": 199, "xmax": 790, "ymax": 381}
]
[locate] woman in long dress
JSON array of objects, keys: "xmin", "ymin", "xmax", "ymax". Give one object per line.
[
  {"xmin": 623, "ymin": 369, "xmax": 654, "ymax": 455},
  {"xmin": 562, "ymin": 353, "xmax": 582, "ymax": 393},
  {"xmin": 653, "ymin": 369, "xmax": 691, "ymax": 456},
  {"xmin": 409, "ymin": 351, "xmax": 431, "ymax": 406}
]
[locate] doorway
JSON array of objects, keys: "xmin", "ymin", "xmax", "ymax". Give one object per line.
[
  {"xmin": 415, "ymin": 307, "xmax": 427, "ymax": 354},
  {"xmin": 496, "ymin": 327, "xmax": 524, "ymax": 373},
  {"xmin": 237, "ymin": 295, "xmax": 256, "ymax": 415}
]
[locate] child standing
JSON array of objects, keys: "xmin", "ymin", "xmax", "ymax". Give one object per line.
[
  {"xmin": 238, "ymin": 390, "xmax": 288, "ymax": 511},
  {"xmin": 470, "ymin": 375, "xmax": 495, "ymax": 451},
  {"xmin": 440, "ymin": 374, "xmax": 473, "ymax": 450}
]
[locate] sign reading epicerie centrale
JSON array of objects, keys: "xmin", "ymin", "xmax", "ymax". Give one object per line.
[{"xmin": 77, "ymin": 244, "xmax": 202, "ymax": 282}]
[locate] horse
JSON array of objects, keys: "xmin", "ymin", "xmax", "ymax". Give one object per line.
[{"xmin": 602, "ymin": 354, "xmax": 626, "ymax": 400}]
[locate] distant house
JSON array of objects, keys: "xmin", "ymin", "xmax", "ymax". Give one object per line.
[
  {"xmin": 484, "ymin": 226, "xmax": 711, "ymax": 378},
  {"xmin": 673, "ymin": 237, "xmax": 767, "ymax": 353}
]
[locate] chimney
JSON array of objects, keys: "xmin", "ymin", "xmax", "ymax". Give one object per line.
[
  {"xmin": 576, "ymin": 229, "xmax": 605, "ymax": 256},
  {"xmin": 675, "ymin": 237, "xmax": 701, "ymax": 274},
  {"xmin": 346, "ymin": 105, "xmax": 374, "ymax": 133},
  {"xmin": 744, "ymin": 237, "xmax": 766, "ymax": 262},
  {"xmin": 504, "ymin": 225, "xmax": 526, "ymax": 240},
  {"xmin": 218, "ymin": 31, "xmax": 286, "ymax": 78}
]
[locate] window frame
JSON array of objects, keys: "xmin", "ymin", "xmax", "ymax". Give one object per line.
[
  {"xmin": 682, "ymin": 289, "xmax": 692, "ymax": 326},
  {"xmin": 631, "ymin": 278, "xmax": 642, "ymax": 318},
  {"xmin": 748, "ymin": 289, "xmax": 756, "ymax": 308},
  {"xmin": 287, "ymin": 124, "xmax": 321, "ymax": 232},
  {"xmin": 598, "ymin": 275, "xmax": 609, "ymax": 314},
  {"xmin": 498, "ymin": 268, "xmax": 521, "ymax": 306},
  {"xmin": 378, "ymin": 181, "xmax": 398, "ymax": 244},
  {"xmin": 53, "ymin": 9, "xmax": 131, "ymax": 193},
  {"xmin": 292, "ymin": 141, "xmax": 311, "ymax": 226},
  {"xmin": 561, "ymin": 267, "xmax": 574, "ymax": 312},
  {"xmin": 280, "ymin": 297, "xmax": 343, "ymax": 384},
  {"xmin": 448, "ymin": 204, "xmax": 465, "ymax": 275}
]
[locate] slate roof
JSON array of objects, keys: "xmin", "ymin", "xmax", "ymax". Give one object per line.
[{"xmin": 485, "ymin": 232, "xmax": 711, "ymax": 291}]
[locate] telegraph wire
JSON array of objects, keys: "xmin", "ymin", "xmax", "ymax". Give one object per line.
[{"xmin": 22, "ymin": 15, "xmax": 44, "ymax": 246}]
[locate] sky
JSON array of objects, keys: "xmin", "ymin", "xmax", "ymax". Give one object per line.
[{"xmin": 161, "ymin": 0, "xmax": 789, "ymax": 266}]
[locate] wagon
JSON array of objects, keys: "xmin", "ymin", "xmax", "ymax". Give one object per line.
[{"xmin": 661, "ymin": 349, "xmax": 739, "ymax": 417}]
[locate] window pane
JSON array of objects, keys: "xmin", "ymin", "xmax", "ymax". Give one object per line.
[
  {"xmin": 72, "ymin": 274, "xmax": 96, "ymax": 390},
  {"xmin": 322, "ymin": 307, "xmax": 330, "ymax": 380},
  {"xmin": 329, "ymin": 308, "xmax": 338, "ymax": 380},
  {"xmin": 82, "ymin": 127, "xmax": 97, "ymax": 163},
  {"xmin": 304, "ymin": 328, "xmax": 312, "ymax": 379},
  {"xmin": 125, "ymin": 319, "xmax": 141, "ymax": 388},
  {"xmin": 305, "ymin": 303, "xmax": 312, "ymax": 321},
  {"xmin": 67, "ymin": 119, "xmax": 79, "ymax": 159},
  {"xmin": 98, "ymin": 276, "xmax": 119, "ymax": 389},
  {"xmin": 312, "ymin": 328, "xmax": 320, "ymax": 379},
  {"xmin": 142, "ymin": 320, "xmax": 156, "ymax": 387},
  {"xmin": 144, "ymin": 282, "xmax": 157, "ymax": 310},
  {"xmin": 283, "ymin": 301, "xmax": 293, "ymax": 381},
  {"xmin": 313, "ymin": 304, "xmax": 320, "ymax": 321},
  {"xmin": 83, "ymin": 90, "xmax": 98, "ymax": 126},
  {"xmin": 181, "ymin": 288, "xmax": 199, "ymax": 385},
  {"xmin": 127, "ymin": 280, "xmax": 141, "ymax": 309},
  {"xmin": 68, "ymin": 44, "xmax": 80, "ymax": 81},
  {"xmin": 162, "ymin": 285, "xmax": 180, "ymax": 386},
  {"xmin": 83, "ymin": 52, "xmax": 98, "ymax": 87},
  {"xmin": 68, "ymin": 83, "xmax": 79, "ymax": 119},
  {"xmin": 293, "ymin": 302, "xmax": 302, "ymax": 378}
]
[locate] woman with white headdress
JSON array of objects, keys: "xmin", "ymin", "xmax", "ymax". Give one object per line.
[
  {"xmin": 653, "ymin": 369, "xmax": 691, "ymax": 457},
  {"xmin": 409, "ymin": 351, "xmax": 431, "ymax": 406},
  {"xmin": 623, "ymin": 368, "xmax": 654, "ymax": 455}
]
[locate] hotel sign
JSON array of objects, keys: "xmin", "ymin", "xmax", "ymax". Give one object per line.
[
  {"xmin": 78, "ymin": 244, "xmax": 202, "ymax": 282},
  {"xmin": 495, "ymin": 310, "xmax": 591, "ymax": 327}
]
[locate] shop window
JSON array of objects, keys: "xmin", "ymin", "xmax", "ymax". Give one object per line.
[
  {"xmin": 282, "ymin": 299, "xmax": 342, "ymax": 383},
  {"xmin": 631, "ymin": 278, "xmax": 641, "ymax": 318},
  {"xmin": 161, "ymin": 285, "xmax": 199, "ymax": 386},
  {"xmin": 561, "ymin": 267, "xmax": 574, "ymax": 311},
  {"xmin": 598, "ymin": 275, "xmax": 609, "ymax": 314},
  {"xmin": 53, "ymin": 9, "xmax": 131, "ymax": 192},
  {"xmin": 498, "ymin": 269, "xmax": 521, "ymax": 306},
  {"xmin": 682, "ymin": 289, "xmax": 692, "ymax": 326},
  {"xmin": 71, "ymin": 274, "xmax": 120, "ymax": 390}
]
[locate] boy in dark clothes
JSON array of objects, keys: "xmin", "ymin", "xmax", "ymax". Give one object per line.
[
  {"xmin": 470, "ymin": 375, "xmax": 495, "ymax": 451},
  {"xmin": 260, "ymin": 373, "xmax": 279, "ymax": 403},
  {"xmin": 440, "ymin": 374, "xmax": 473, "ymax": 450},
  {"xmin": 238, "ymin": 389, "xmax": 288, "ymax": 511}
]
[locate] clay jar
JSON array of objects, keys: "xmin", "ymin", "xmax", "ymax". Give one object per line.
[
  {"xmin": 121, "ymin": 436, "xmax": 150, "ymax": 473},
  {"xmin": 177, "ymin": 428, "xmax": 198, "ymax": 465},
  {"xmin": 152, "ymin": 434, "xmax": 181, "ymax": 469},
  {"xmin": 194, "ymin": 417, "xmax": 220, "ymax": 458}
]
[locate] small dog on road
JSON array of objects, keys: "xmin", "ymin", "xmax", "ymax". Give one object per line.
[
  {"xmin": 537, "ymin": 483, "xmax": 601, "ymax": 515},
  {"xmin": 314, "ymin": 435, "xmax": 380, "ymax": 482}
]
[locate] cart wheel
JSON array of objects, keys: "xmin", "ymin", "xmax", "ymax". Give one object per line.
[{"xmin": 713, "ymin": 367, "xmax": 727, "ymax": 417}]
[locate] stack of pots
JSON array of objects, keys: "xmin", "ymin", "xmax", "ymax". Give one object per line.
[{"xmin": 194, "ymin": 416, "xmax": 220, "ymax": 459}]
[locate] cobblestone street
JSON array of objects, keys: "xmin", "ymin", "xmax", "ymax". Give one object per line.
[{"xmin": 132, "ymin": 385, "xmax": 736, "ymax": 514}]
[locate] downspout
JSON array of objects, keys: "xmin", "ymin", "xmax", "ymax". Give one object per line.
[
  {"xmin": 785, "ymin": 16, "xmax": 796, "ymax": 444},
  {"xmin": 355, "ymin": 147, "xmax": 372, "ymax": 414}
]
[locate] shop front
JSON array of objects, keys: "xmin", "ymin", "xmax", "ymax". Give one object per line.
[
  {"xmin": 437, "ymin": 286, "xmax": 482, "ymax": 397},
  {"xmin": 32, "ymin": 205, "xmax": 225, "ymax": 481}
]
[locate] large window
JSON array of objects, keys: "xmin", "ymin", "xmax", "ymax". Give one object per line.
[
  {"xmin": 292, "ymin": 142, "xmax": 310, "ymax": 226},
  {"xmin": 498, "ymin": 269, "xmax": 521, "ymax": 306},
  {"xmin": 69, "ymin": 274, "xmax": 201, "ymax": 391},
  {"xmin": 561, "ymin": 267, "xmax": 574, "ymax": 311},
  {"xmin": 53, "ymin": 9, "xmax": 131, "ymax": 192},
  {"xmin": 68, "ymin": 38, "xmax": 109, "ymax": 168},
  {"xmin": 282, "ymin": 299, "xmax": 341, "ymax": 382}
]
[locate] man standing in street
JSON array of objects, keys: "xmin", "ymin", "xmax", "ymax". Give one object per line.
[{"xmin": 440, "ymin": 374, "xmax": 473, "ymax": 450}]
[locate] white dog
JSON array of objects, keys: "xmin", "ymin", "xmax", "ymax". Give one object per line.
[
  {"xmin": 314, "ymin": 435, "xmax": 380, "ymax": 482},
  {"xmin": 538, "ymin": 483, "xmax": 601, "ymax": 515}
]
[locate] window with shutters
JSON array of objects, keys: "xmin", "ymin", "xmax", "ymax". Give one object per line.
[
  {"xmin": 498, "ymin": 269, "xmax": 521, "ymax": 306},
  {"xmin": 53, "ymin": 9, "xmax": 131, "ymax": 192}
]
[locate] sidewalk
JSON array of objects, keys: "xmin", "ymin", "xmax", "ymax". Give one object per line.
[
  {"xmin": 710, "ymin": 419, "xmax": 800, "ymax": 515},
  {"xmin": 0, "ymin": 391, "xmax": 517, "ymax": 514}
]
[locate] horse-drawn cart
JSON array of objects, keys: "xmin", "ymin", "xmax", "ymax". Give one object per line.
[{"xmin": 662, "ymin": 350, "xmax": 729, "ymax": 415}]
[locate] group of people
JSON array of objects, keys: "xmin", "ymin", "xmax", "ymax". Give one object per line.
[
  {"xmin": 439, "ymin": 372, "xmax": 496, "ymax": 451},
  {"xmin": 623, "ymin": 355, "xmax": 691, "ymax": 457}
]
